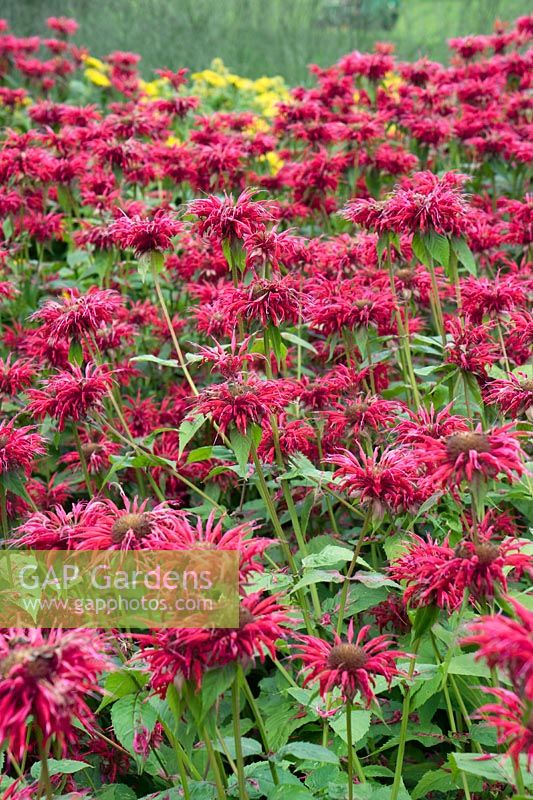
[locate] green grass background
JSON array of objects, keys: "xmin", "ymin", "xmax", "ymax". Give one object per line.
[{"xmin": 4, "ymin": 0, "xmax": 531, "ymax": 82}]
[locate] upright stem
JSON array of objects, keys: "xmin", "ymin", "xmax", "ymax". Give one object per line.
[
  {"xmin": 336, "ymin": 510, "xmax": 373, "ymax": 636},
  {"xmin": 427, "ymin": 255, "xmax": 446, "ymax": 348},
  {"xmin": 0, "ymin": 480, "xmax": 9, "ymax": 545},
  {"xmin": 35, "ymin": 727, "xmax": 52, "ymax": 800},
  {"xmin": 232, "ymin": 671, "xmax": 249, "ymax": 800},
  {"xmin": 240, "ymin": 666, "xmax": 279, "ymax": 785},
  {"xmin": 346, "ymin": 698, "xmax": 354, "ymax": 800},
  {"xmin": 72, "ymin": 427, "xmax": 93, "ymax": 498},
  {"xmin": 390, "ymin": 638, "xmax": 420, "ymax": 800},
  {"xmin": 151, "ymin": 258, "xmax": 198, "ymax": 396}
]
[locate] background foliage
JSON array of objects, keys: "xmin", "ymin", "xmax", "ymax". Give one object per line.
[{"xmin": 5, "ymin": 0, "xmax": 532, "ymax": 81}]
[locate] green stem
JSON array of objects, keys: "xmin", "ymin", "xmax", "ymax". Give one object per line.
[
  {"xmin": 151, "ymin": 258, "xmax": 198, "ymax": 396},
  {"xmin": 200, "ymin": 721, "xmax": 227, "ymax": 800},
  {"xmin": 35, "ymin": 727, "xmax": 52, "ymax": 800},
  {"xmin": 390, "ymin": 639, "xmax": 420, "ymax": 800},
  {"xmin": 232, "ymin": 671, "xmax": 249, "ymax": 800},
  {"xmin": 72, "ymin": 427, "xmax": 93, "ymax": 498},
  {"xmin": 240, "ymin": 666, "xmax": 279, "ymax": 785},
  {"xmin": 346, "ymin": 698, "xmax": 354, "ymax": 800},
  {"xmin": 336, "ymin": 510, "xmax": 373, "ymax": 636},
  {"xmin": 0, "ymin": 480, "xmax": 9, "ymax": 545}
]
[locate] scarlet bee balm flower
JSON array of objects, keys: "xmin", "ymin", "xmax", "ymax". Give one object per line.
[{"xmin": 292, "ymin": 621, "xmax": 407, "ymax": 706}]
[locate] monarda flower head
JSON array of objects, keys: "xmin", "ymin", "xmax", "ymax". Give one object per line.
[
  {"xmin": 292, "ymin": 621, "xmax": 407, "ymax": 706},
  {"xmin": 474, "ymin": 688, "xmax": 533, "ymax": 768},
  {"xmin": 0, "ymin": 419, "xmax": 45, "ymax": 476},
  {"xmin": 71, "ymin": 494, "xmax": 189, "ymax": 551},
  {"xmin": 26, "ymin": 363, "xmax": 113, "ymax": 430},
  {"xmin": 110, "ymin": 210, "xmax": 181, "ymax": 257},
  {"xmin": 463, "ymin": 598, "xmax": 533, "ymax": 698},
  {"xmin": 329, "ymin": 446, "xmax": 421, "ymax": 518},
  {"xmin": 415, "ymin": 424, "xmax": 525, "ymax": 490},
  {"xmin": 0, "ymin": 628, "xmax": 109, "ymax": 759},
  {"xmin": 187, "ymin": 188, "xmax": 274, "ymax": 243},
  {"xmin": 484, "ymin": 373, "xmax": 533, "ymax": 421},
  {"xmin": 191, "ymin": 374, "xmax": 286, "ymax": 436},
  {"xmin": 31, "ymin": 287, "xmax": 123, "ymax": 344},
  {"xmin": 382, "ymin": 171, "xmax": 469, "ymax": 236}
]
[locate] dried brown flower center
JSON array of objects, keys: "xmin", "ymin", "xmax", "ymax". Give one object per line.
[
  {"xmin": 446, "ymin": 432, "xmax": 491, "ymax": 457},
  {"xmin": 474, "ymin": 543, "xmax": 500, "ymax": 565},
  {"xmin": 0, "ymin": 435, "xmax": 9, "ymax": 449},
  {"xmin": 395, "ymin": 268, "xmax": 415, "ymax": 282},
  {"xmin": 345, "ymin": 402, "xmax": 369, "ymax": 420},
  {"xmin": 238, "ymin": 606, "xmax": 256, "ymax": 629},
  {"xmin": 520, "ymin": 379, "xmax": 533, "ymax": 393},
  {"xmin": 353, "ymin": 299, "xmax": 371, "ymax": 310},
  {"xmin": 111, "ymin": 512, "xmax": 152, "ymax": 544},
  {"xmin": 82, "ymin": 443, "xmax": 101, "ymax": 457},
  {"xmin": 0, "ymin": 645, "xmax": 58, "ymax": 679},
  {"xmin": 327, "ymin": 644, "xmax": 368, "ymax": 671}
]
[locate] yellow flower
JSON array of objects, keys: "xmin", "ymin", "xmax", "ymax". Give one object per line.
[
  {"xmin": 259, "ymin": 151, "xmax": 284, "ymax": 175},
  {"xmin": 165, "ymin": 135, "xmax": 182, "ymax": 147},
  {"xmin": 244, "ymin": 117, "xmax": 271, "ymax": 135},
  {"xmin": 139, "ymin": 79, "xmax": 166, "ymax": 98},
  {"xmin": 82, "ymin": 55, "xmax": 107, "ymax": 72},
  {"xmin": 191, "ymin": 69, "xmax": 228, "ymax": 89},
  {"xmin": 84, "ymin": 68, "xmax": 111, "ymax": 88}
]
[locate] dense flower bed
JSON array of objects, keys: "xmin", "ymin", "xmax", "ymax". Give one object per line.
[{"xmin": 0, "ymin": 12, "xmax": 532, "ymax": 800}]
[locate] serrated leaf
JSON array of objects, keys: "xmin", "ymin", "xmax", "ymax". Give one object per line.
[
  {"xmin": 178, "ymin": 414, "xmax": 206, "ymax": 455},
  {"xmin": 451, "ymin": 236, "xmax": 477, "ymax": 275},
  {"xmin": 130, "ymin": 354, "xmax": 181, "ymax": 368},
  {"xmin": 31, "ymin": 759, "xmax": 92, "ymax": 780},
  {"xmin": 412, "ymin": 769, "xmax": 455, "ymax": 799},
  {"xmin": 277, "ymin": 741, "xmax": 339, "ymax": 764},
  {"xmin": 330, "ymin": 708, "xmax": 371, "ymax": 745},
  {"xmin": 425, "ymin": 231, "xmax": 450, "ymax": 267}
]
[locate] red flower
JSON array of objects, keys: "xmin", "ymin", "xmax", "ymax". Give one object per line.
[
  {"xmin": 26, "ymin": 363, "xmax": 113, "ymax": 430},
  {"xmin": 0, "ymin": 420, "xmax": 45, "ymax": 475},
  {"xmin": 0, "ymin": 628, "xmax": 109, "ymax": 759},
  {"xmin": 226, "ymin": 275, "xmax": 301, "ymax": 327},
  {"xmin": 172, "ymin": 511, "xmax": 274, "ymax": 581},
  {"xmin": 191, "ymin": 375, "xmax": 286, "ymax": 436},
  {"xmin": 329, "ymin": 446, "xmax": 421, "ymax": 518},
  {"xmin": 136, "ymin": 592, "xmax": 289, "ymax": 691},
  {"xmin": 484, "ymin": 373, "xmax": 533, "ymax": 421},
  {"xmin": 414, "ymin": 424, "xmax": 525, "ymax": 489},
  {"xmin": 31, "ymin": 288, "xmax": 122, "ymax": 344},
  {"xmin": 60, "ymin": 431, "xmax": 121, "ymax": 475},
  {"xmin": 390, "ymin": 535, "xmax": 461, "ymax": 611},
  {"xmin": 0, "ymin": 356, "xmax": 35, "ymax": 396},
  {"xmin": 292, "ymin": 621, "xmax": 407, "ymax": 705},
  {"xmin": 14, "ymin": 500, "xmax": 109, "ymax": 549},
  {"xmin": 461, "ymin": 274, "xmax": 528, "ymax": 323},
  {"xmin": 187, "ymin": 189, "xmax": 274, "ymax": 242},
  {"xmin": 393, "ymin": 403, "xmax": 469, "ymax": 445},
  {"xmin": 71, "ymin": 494, "xmax": 189, "ymax": 551},
  {"xmin": 110, "ymin": 211, "xmax": 181, "ymax": 256},
  {"xmin": 463, "ymin": 599, "xmax": 533, "ymax": 698},
  {"xmin": 475, "ymin": 688, "xmax": 533, "ymax": 768}
]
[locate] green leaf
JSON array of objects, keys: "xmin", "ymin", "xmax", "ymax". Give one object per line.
[
  {"xmin": 178, "ymin": 414, "xmax": 206, "ymax": 455},
  {"xmin": 449, "ymin": 752, "xmax": 516, "ymax": 784},
  {"xmin": 451, "ymin": 236, "xmax": 477, "ymax": 275},
  {"xmin": 425, "ymin": 231, "xmax": 450, "ymax": 267},
  {"xmin": 410, "ymin": 604, "xmax": 439, "ymax": 640},
  {"xmin": 31, "ymin": 759, "xmax": 92, "ymax": 780},
  {"xmin": 280, "ymin": 331, "xmax": 318, "ymax": 354},
  {"xmin": 412, "ymin": 768, "xmax": 455, "ymax": 799},
  {"xmin": 111, "ymin": 694, "xmax": 158, "ymax": 759},
  {"xmin": 215, "ymin": 736, "xmax": 262, "ymax": 758},
  {"xmin": 302, "ymin": 545, "xmax": 353, "ymax": 568},
  {"xmin": 96, "ymin": 786, "xmax": 138, "ymax": 800},
  {"xmin": 277, "ymin": 742, "xmax": 339, "ymax": 764},
  {"xmin": 98, "ymin": 669, "xmax": 148, "ymax": 710},
  {"xmin": 230, "ymin": 427, "xmax": 252, "ymax": 473},
  {"xmin": 330, "ymin": 708, "xmax": 371, "ymax": 745},
  {"xmin": 130, "ymin": 354, "xmax": 181, "ymax": 368},
  {"xmin": 411, "ymin": 232, "xmax": 431, "ymax": 266},
  {"xmin": 68, "ymin": 339, "xmax": 84, "ymax": 366}
]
